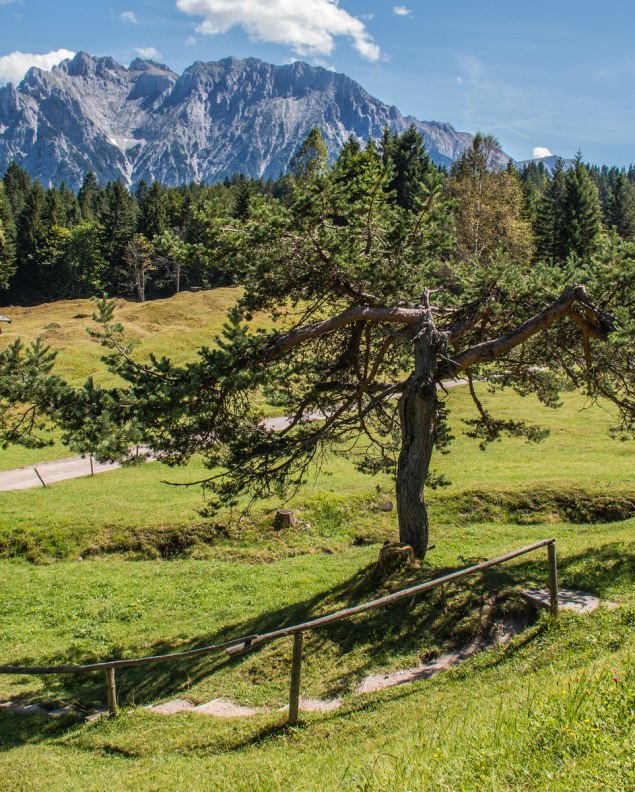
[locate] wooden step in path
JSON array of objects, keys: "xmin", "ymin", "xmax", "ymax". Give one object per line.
[
  {"xmin": 145, "ymin": 696, "xmax": 344, "ymax": 717},
  {"xmin": 147, "ymin": 698, "xmax": 262, "ymax": 717},
  {"xmin": 522, "ymin": 587, "xmax": 618, "ymax": 614}
]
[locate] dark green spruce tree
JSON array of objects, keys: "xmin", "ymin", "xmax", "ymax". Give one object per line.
[
  {"xmin": 232, "ymin": 178, "xmax": 253, "ymax": 221},
  {"xmin": 138, "ymin": 181, "xmax": 168, "ymax": 240},
  {"xmin": 78, "ymin": 172, "xmax": 103, "ymax": 220},
  {"xmin": 535, "ymin": 160, "xmax": 570, "ymax": 265},
  {"xmin": 66, "ymin": 221, "xmax": 107, "ymax": 297},
  {"xmin": 381, "ymin": 125, "xmax": 439, "ymax": 212},
  {"xmin": 11, "ymin": 181, "xmax": 49, "ymax": 300},
  {"xmin": 564, "ymin": 156, "xmax": 603, "ymax": 260},
  {"xmin": 536, "ymin": 154, "xmax": 602, "ymax": 265},
  {"xmin": 3, "ymin": 162, "xmax": 31, "ymax": 219},
  {"xmin": 0, "ymin": 183, "xmax": 16, "ymax": 290},
  {"xmin": 607, "ymin": 172, "xmax": 635, "ymax": 240},
  {"xmin": 519, "ymin": 161, "xmax": 550, "ymax": 224},
  {"xmin": 100, "ymin": 180, "xmax": 137, "ymax": 294}
]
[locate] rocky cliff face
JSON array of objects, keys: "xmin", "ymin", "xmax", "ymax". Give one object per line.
[{"xmin": 0, "ymin": 52, "xmax": 490, "ymax": 189}]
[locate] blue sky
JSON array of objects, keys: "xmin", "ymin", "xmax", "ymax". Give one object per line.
[{"xmin": 1, "ymin": 0, "xmax": 634, "ymax": 166}]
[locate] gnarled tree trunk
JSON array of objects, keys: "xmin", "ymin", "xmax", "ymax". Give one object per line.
[{"xmin": 396, "ymin": 327, "xmax": 440, "ymax": 559}]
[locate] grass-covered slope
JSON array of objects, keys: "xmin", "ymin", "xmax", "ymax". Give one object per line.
[
  {"xmin": 1, "ymin": 522, "xmax": 635, "ymax": 790},
  {"xmin": 0, "ymin": 288, "xmax": 246, "ymax": 385},
  {"xmin": 1, "ymin": 291, "xmax": 634, "ymax": 790},
  {"xmin": 0, "ymin": 289, "xmax": 244, "ymax": 470}
]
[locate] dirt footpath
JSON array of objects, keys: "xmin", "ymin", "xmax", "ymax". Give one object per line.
[{"xmin": 0, "ymin": 380, "xmax": 468, "ymax": 491}]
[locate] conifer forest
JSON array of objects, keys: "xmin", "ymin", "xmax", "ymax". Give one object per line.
[{"xmin": 1, "ymin": 130, "xmax": 633, "ymax": 306}]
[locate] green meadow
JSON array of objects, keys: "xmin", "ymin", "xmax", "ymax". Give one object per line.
[{"xmin": 0, "ymin": 291, "xmax": 634, "ymax": 790}]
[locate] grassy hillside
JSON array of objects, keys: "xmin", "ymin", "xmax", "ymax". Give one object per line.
[
  {"xmin": 2, "ymin": 518, "xmax": 635, "ymax": 790},
  {"xmin": 0, "ymin": 289, "xmax": 246, "ymax": 385},
  {"xmin": 0, "ymin": 288, "xmax": 273, "ymax": 471},
  {"xmin": 1, "ymin": 291, "xmax": 634, "ymax": 790}
]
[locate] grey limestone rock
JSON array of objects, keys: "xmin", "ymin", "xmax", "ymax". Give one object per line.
[{"xmin": 0, "ymin": 52, "xmax": 505, "ymax": 190}]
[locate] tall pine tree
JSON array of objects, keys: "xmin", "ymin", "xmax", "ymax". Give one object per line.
[
  {"xmin": 535, "ymin": 160, "xmax": 569, "ymax": 265},
  {"xmin": 519, "ymin": 160, "xmax": 549, "ymax": 224},
  {"xmin": 78, "ymin": 172, "xmax": 103, "ymax": 220},
  {"xmin": 607, "ymin": 172, "xmax": 635, "ymax": 240},
  {"xmin": 100, "ymin": 180, "xmax": 137, "ymax": 294},
  {"xmin": 3, "ymin": 162, "xmax": 31, "ymax": 218},
  {"xmin": 66, "ymin": 221, "xmax": 107, "ymax": 297},
  {"xmin": 138, "ymin": 181, "xmax": 167, "ymax": 239},
  {"xmin": 381, "ymin": 125, "xmax": 440, "ymax": 212},
  {"xmin": 0, "ymin": 183, "xmax": 16, "ymax": 290},
  {"xmin": 564, "ymin": 156, "xmax": 603, "ymax": 260},
  {"xmin": 12, "ymin": 181, "xmax": 48, "ymax": 299}
]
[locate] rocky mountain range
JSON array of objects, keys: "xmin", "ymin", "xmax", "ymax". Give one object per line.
[
  {"xmin": 0, "ymin": 52, "xmax": 499, "ymax": 190},
  {"xmin": 514, "ymin": 154, "xmax": 575, "ymax": 173}
]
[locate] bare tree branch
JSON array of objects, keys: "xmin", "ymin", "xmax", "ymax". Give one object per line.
[
  {"xmin": 268, "ymin": 305, "xmax": 423, "ymax": 359},
  {"xmin": 451, "ymin": 285, "xmax": 615, "ymax": 373}
]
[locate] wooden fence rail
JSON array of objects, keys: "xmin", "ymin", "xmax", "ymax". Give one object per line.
[{"xmin": 0, "ymin": 538, "xmax": 558, "ymax": 721}]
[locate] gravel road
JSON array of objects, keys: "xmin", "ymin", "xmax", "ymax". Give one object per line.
[{"xmin": 0, "ymin": 380, "xmax": 467, "ymax": 491}]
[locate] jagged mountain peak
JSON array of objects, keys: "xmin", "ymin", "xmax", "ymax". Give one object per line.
[
  {"xmin": 0, "ymin": 53, "xmax": 498, "ymax": 189},
  {"xmin": 62, "ymin": 51, "xmax": 125, "ymax": 78},
  {"xmin": 128, "ymin": 57, "xmax": 175, "ymax": 74}
]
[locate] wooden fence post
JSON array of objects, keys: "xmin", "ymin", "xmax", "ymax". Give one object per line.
[
  {"xmin": 548, "ymin": 541, "xmax": 559, "ymax": 616},
  {"xmin": 105, "ymin": 667, "xmax": 117, "ymax": 716},
  {"xmin": 288, "ymin": 632, "xmax": 303, "ymax": 725},
  {"xmin": 33, "ymin": 468, "xmax": 47, "ymax": 489}
]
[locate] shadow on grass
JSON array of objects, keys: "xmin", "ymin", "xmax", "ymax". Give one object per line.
[
  {"xmin": 0, "ymin": 709, "xmax": 82, "ymax": 750},
  {"xmin": 3, "ymin": 540, "xmax": 635, "ymax": 751}
]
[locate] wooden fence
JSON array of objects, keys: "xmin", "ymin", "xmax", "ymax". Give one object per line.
[{"xmin": 0, "ymin": 538, "xmax": 558, "ymax": 724}]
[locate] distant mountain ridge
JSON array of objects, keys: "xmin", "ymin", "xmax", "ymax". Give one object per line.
[
  {"xmin": 515, "ymin": 154, "xmax": 576, "ymax": 173},
  {"xmin": 0, "ymin": 52, "xmax": 504, "ymax": 190}
]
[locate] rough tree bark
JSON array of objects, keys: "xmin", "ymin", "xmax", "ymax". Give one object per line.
[{"xmin": 396, "ymin": 323, "xmax": 442, "ymax": 558}]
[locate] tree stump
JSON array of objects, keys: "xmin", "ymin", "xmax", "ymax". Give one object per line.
[
  {"xmin": 273, "ymin": 509, "xmax": 298, "ymax": 531},
  {"xmin": 376, "ymin": 542, "xmax": 415, "ymax": 574}
]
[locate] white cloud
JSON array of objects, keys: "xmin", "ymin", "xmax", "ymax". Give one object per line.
[
  {"xmin": 134, "ymin": 47, "xmax": 162, "ymax": 60},
  {"xmin": 0, "ymin": 1, "xmax": 21, "ymax": 5},
  {"xmin": 393, "ymin": 6, "xmax": 413, "ymax": 16},
  {"xmin": 0, "ymin": 48, "xmax": 75, "ymax": 85},
  {"xmin": 120, "ymin": 10, "xmax": 138, "ymax": 24},
  {"xmin": 185, "ymin": 35, "xmax": 197, "ymax": 46},
  {"xmin": 532, "ymin": 146, "xmax": 553, "ymax": 159},
  {"xmin": 176, "ymin": 0, "xmax": 381, "ymax": 61}
]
